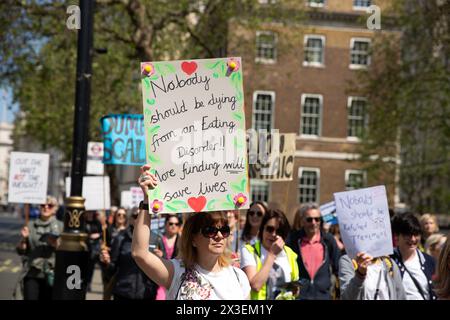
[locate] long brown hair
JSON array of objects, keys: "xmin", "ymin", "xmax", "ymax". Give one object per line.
[
  {"xmin": 435, "ymin": 236, "xmax": 450, "ymax": 299},
  {"xmin": 179, "ymin": 211, "xmax": 231, "ymax": 269}
]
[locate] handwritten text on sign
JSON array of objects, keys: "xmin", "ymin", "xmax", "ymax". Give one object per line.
[
  {"xmin": 8, "ymin": 152, "xmax": 49, "ymax": 204},
  {"xmin": 334, "ymin": 185, "xmax": 393, "ymax": 259},
  {"xmin": 141, "ymin": 58, "xmax": 249, "ymax": 213},
  {"xmin": 101, "ymin": 114, "xmax": 146, "ymax": 166}
]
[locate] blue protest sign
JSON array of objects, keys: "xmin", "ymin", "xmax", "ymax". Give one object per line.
[{"xmin": 100, "ymin": 114, "xmax": 146, "ymax": 166}]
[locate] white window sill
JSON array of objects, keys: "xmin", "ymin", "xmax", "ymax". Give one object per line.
[
  {"xmin": 353, "ymin": 6, "xmax": 370, "ymax": 11},
  {"xmin": 346, "ymin": 136, "xmax": 362, "ymax": 142},
  {"xmin": 349, "ymin": 64, "xmax": 368, "ymax": 70},
  {"xmin": 303, "ymin": 62, "xmax": 325, "ymax": 68},
  {"xmin": 255, "ymin": 58, "xmax": 277, "ymax": 65},
  {"xmin": 307, "ymin": 3, "xmax": 325, "ymax": 8},
  {"xmin": 299, "ymin": 134, "xmax": 320, "ymax": 139}
]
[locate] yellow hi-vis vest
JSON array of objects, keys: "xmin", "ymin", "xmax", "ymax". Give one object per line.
[{"xmin": 245, "ymin": 241, "xmax": 299, "ymax": 300}]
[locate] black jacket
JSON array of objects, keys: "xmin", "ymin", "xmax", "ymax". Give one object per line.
[
  {"xmin": 286, "ymin": 229, "xmax": 341, "ymax": 300},
  {"xmin": 391, "ymin": 248, "xmax": 437, "ymax": 300},
  {"xmin": 106, "ymin": 226, "xmax": 157, "ymax": 300}
]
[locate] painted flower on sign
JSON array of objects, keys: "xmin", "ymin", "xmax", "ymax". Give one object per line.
[
  {"xmin": 151, "ymin": 199, "xmax": 163, "ymax": 213},
  {"xmin": 233, "ymin": 193, "xmax": 247, "ymax": 207},
  {"xmin": 141, "ymin": 62, "xmax": 155, "ymax": 77}
]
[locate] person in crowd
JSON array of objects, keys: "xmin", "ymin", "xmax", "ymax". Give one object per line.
[
  {"xmin": 153, "ymin": 214, "xmax": 182, "ymax": 300},
  {"xmin": 108, "ymin": 206, "xmax": 118, "ymax": 226},
  {"xmin": 425, "ymin": 234, "xmax": 447, "ymax": 262},
  {"xmin": 132, "ymin": 164, "xmax": 251, "ymax": 300},
  {"xmin": 339, "ymin": 252, "xmax": 406, "ymax": 300},
  {"xmin": 435, "ymin": 236, "xmax": 450, "ymax": 300},
  {"xmin": 391, "ymin": 212, "xmax": 436, "ymax": 300},
  {"xmin": 239, "ymin": 211, "xmax": 246, "ymax": 233},
  {"xmin": 100, "ymin": 208, "xmax": 158, "ymax": 300},
  {"xmin": 109, "ymin": 207, "xmax": 128, "ymax": 242},
  {"xmin": 240, "ymin": 209, "xmax": 299, "ymax": 300},
  {"xmin": 286, "ymin": 203, "xmax": 340, "ymax": 300},
  {"xmin": 329, "ymin": 224, "xmax": 345, "ymax": 254},
  {"xmin": 85, "ymin": 211, "xmax": 103, "ymax": 292},
  {"xmin": 241, "ymin": 201, "xmax": 268, "ymax": 248},
  {"xmin": 420, "ymin": 214, "xmax": 440, "ymax": 249},
  {"xmin": 15, "ymin": 196, "xmax": 62, "ymax": 300},
  {"xmin": 226, "ymin": 210, "xmax": 240, "ymax": 254},
  {"xmin": 291, "ymin": 206, "xmax": 303, "ymax": 232}
]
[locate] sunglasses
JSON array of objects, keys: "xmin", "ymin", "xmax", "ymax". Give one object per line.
[
  {"xmin": 248, "ymin": 210, "xmax": 263, "ymax": 218},
  {"xmin": 131, "ymin": 214, "xmax": 139, "ymax": 219},
  {"xmin": 306, "ymin": 217, "xmax": 321, "ymax": 223},
  {"xmin": 116, "ymin": 213, "xmax": 126, "ymax": 217},
  {"xmin": 168, "ymin": 222, "xmax": 180, "ymax": 227},
  {"xmin": 41, "ymin": 203, "xmax": 55, "ymax": 209},
  {"xmin": 201, "ymin": 225, "xmax": 231, "ymax": 239}
]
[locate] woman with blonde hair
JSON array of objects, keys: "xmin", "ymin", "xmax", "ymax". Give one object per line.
[
  {"xmin": 132, "ymin": 164, "xmax": 250, "ymax": 300},
  {"xmin": 420, "ymin": 214, "xmax": 439, "ymax": 245},
  {"xmin": 425, "ymin": 233, "xmax": 447, "ymax": 262},
  {"xmin": 435, "ymin": 236, "xmax": 450, "ymax": 300}
]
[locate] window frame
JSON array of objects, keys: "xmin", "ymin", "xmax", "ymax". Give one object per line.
[
  {"xmin": 300, "ymin": 93, "xmax": 323, "ymax": 138},
  {"xmin": 252, "ymin": 90, "xmax": 276, "ymax": 132},
  {"xmin": 303, "ymin": 35, "xmax": 326, "ymax": 68},
  {"xmin": 298, "ymin": 167, "xmax": 321, "ymax": 204},
  {"xmin": 307, "ymin": 0, "xmax": 326, "ymax": 8},
  {"xmin": 255, "ymin": 31, "xmax": 278, "ymax": 64},
  {"xmin": 353, "ymin": 0, "xmax": 372, "ymax": 11},
  {"xmin": 345, "ymin": 169, "xmax": 367, "ymax": 191},
  {"xmin": 349, "ymin": 37, "xmax": 371, "ymax": 70},
  {"xmin": 347, "ymin": 96, "xmax": 368, "ymax": 141},
  {"xmin": 250, "ymin": 178, "xmax": 271, "ymax": 203}
]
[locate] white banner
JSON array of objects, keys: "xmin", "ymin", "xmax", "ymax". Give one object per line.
[
  {"xmin": 66, "ymin": 176, "xmax": 111, "ymax": 210},
  {"xmin": 86, "ymin": 142, "xmax": 104, "ymax": 175}
]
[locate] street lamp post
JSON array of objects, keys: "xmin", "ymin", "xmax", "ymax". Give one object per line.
[{"xmin": 53, "ymin": 0, "xmax": 94, "ymax": 299}]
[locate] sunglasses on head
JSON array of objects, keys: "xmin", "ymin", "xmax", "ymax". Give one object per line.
[
  {"xmin": 201, "ymin": 225, "xmax": 231, "ymax": 239},
  {"xmin": 306, "ymin": 217, "xmax": 321, "ymax": 223},
  {"xmin": 41, "ymin": 203, "xmax": 55, "ymax": 209},
  {"xmin": 168, "ymin": 222, "xmax": 180, "ymax": 227},
  {"xmin": 248, "ymin": 210, "xmax": 263, "ymax": 218}
]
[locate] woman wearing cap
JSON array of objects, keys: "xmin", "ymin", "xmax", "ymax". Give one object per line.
[
  {"xmin": 15, "ymin": 196, "xmax": 62, "ymax": 300},
  {"xmin": 132, "ymin": 164, "xmax": 251, "ymax": 300}
]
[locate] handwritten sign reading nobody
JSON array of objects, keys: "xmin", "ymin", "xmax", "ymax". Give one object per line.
[
  {"xmin": 140, "ymin": 58, "xmax": 249, "ymax": 214},
  {"xmin": 8, "ymin": 152, "xmax": 49, "ymax": 204},
  {"xmin": 334, "ymin": 185, "xmax": 393, "ymax": 259}
]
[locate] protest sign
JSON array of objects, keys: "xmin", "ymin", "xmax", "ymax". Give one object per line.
[
  {"xmin": 66, "ymin": 176, "xmax": 111, "ymax": 210},
  {"xmin": 8, "ymin": 152, "xmax": 49, "ymax": 204},
  {"xmin": 140, "ymin": 57, "xmax": 249, "ymax": 213},
  {"xmin": 320, "ymin": 201, "xmax": 338, "ymax": 225},
  {"xmin": 130, "ymin": 187, "xmax": 144, "ymax": 208},
  {"xmin": 248, "ymin": 132, "xmax": 295, "ymax": 181},
  {"xmin": 87, "ymin": 141, "xmax": 104, "ymax": 175},
  {"xmin": 101, "ymin": 114, "xmax": 146, "ymax": 166},
  {"xmin": 120, "ymin": 190, "xmax": 132, "ymax": 209},
  {"xmin": 334, "ymin": 185, "xmax": 393, "ymax": 259}
]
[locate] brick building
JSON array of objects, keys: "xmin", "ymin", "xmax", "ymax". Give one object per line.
[{"xmin": 229, "ymin": 0, "xmax": 398, "ymax": 222}]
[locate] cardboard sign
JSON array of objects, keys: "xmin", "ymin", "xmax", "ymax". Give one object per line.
[
  {"xmin": 87, "ymin": 142, "xmax": 104, "ymax": 175},
  {"xmin": 130, "ymin": 187, "xmax": 144, "ymax": 208},
  {"xmin": 334, "ymin": 185, "xmax": 393, "ymax": 259},
  {"xmin": 248, "ymin": 132, "xmax": 295, "ymax": 181},
  {"xmin": 140, "ymin": 57, "xmax": 249, "ymax": 213},
  {"xmin": 101, "ymin": 114, "xmax": 146, "ymax": 166},
  {"xmin": 8, "ymin": 152, "xmax": 49, "ymax": 204},
  {"xmin": 320, "ymin": 201, "xmax": 338, "ymax": 225},
  {"xmin": 65, "ymin": 176, "xmax": 111, "ymax": 210}
]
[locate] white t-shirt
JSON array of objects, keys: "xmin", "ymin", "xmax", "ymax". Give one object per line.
[
  {"xmin": 240, "ymin": 244, "xmax": 292, "ymax": 299},
  {"xmin": 403, "ymin": 253, "xmax": 430, "ymax": 300},
  {"xmin": 167, "ymin": 259, "xmax": 250, "ymax": 300},
  {"xmin": 363, "ymin": 261, "xmax": 390, "ymax": 300}
]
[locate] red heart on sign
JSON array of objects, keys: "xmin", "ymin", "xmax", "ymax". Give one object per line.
[
  {"xmin": 181, "ymin": 61, "xmax": 198, "ymax": 76},
  {"xmin": 187, "ymin": 196, "xmax": 207, "ymax": 212}
]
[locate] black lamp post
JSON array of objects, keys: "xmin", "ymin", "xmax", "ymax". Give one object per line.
[{"xmin": 53, "ymin": 0, "xmax": 94, "ymax": 299}]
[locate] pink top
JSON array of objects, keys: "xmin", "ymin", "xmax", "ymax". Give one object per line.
[
  {"xmin": 162, "ymin": 235, "xmax": 175, "ymax": 259},
  {"xmin": 299, "ymin": 233, "xmax": 324, "ymax": 280}
]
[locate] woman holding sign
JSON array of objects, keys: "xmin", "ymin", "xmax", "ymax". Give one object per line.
[{"xmin": 132, "ymin": 164, "xmax": 251, "ymax": 300}]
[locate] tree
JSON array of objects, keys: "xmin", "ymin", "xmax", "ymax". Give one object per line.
[{"xmin": 355, "ymin": 0, "xmax": 450, "ymax": 213}]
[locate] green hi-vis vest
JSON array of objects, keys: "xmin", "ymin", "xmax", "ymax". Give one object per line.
[{"xmin": 245, "ymin": 241, "xmax": 299, "ymax": 300}]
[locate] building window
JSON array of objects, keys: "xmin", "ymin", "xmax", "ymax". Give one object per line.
[
  {"xmin": 353, "ymin": 0, "xmax": 372, "ymax": 9},
  {"xmin": 307, "ymin": 0, "xmax": 325, "ymax": 7},
  {"xmin": 303, "ymin": 35, "xmax": 325, "ymax": 67},
  {"xmin": 256, "ymin": 31, "xmax": 277, "ymax": 63},
  {"xmin": 251, "ymin": 179, "xmax": 270, "ymax": 203},
  {"xmin": 350, "ymin": 38, "xmax": 371, "ymax": 69},
  {"xmin": 300, "ymin": 94, "xmax": 322, "ymax": 136},
  {"xmin": 299, "ymin": 168, "xmax": 320, "ymax": 203},
  {"xmin": 258, "ymin": 0, "xmax": 277, "ymax": 4},
  {"xmin": 347, "ymin": 97, "xmax": 368, "ymax": 139},
  {"xmin": 253, "ymin": 91, "xmax": 275, "ymax": 132},
  {"xmin": 345, "ymin": 170, "xmax": 366, "ymax": 190}
]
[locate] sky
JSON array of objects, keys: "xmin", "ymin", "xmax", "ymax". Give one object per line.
[{"xmin": 0, "ymin": 87, "xmax": 19, "ymax": 124}]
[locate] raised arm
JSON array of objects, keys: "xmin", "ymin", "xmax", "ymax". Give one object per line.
[{"xmin": 131, "ymin": 164, "xmax": 174, "ymax": 289}]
